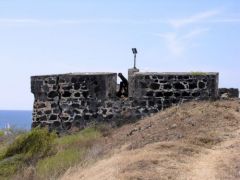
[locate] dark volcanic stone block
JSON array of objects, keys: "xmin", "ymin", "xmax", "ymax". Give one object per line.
[
  {"xmin": 62, "ymin": 85, "xmax": 72, "ymax": 91},
  {"xmin": 164, "ymin": 91, "xmax": 173, "ymax": 97},
  {"xmin": 189, "ymin": 83, "xmax": 197, "ymax": 89},
  {"xmin": 192, "ymin": 91, "xmax": 201, "ymax": 97},
  {"xmin": 182, "ymin": 91, "xmax": 190, "ymax": 97},
  {"xmin": 148, "ymin": 100, "xmax": 155, "ymax": 106},
  {"xmin": 163, "ymin": 84, "xmax": 172, "ymax": 89},
  {"xmin": 146, "ymin": 91, "xmax": 154, "ymax": 97},
  {"xmin": 82, "ymin": 91, "xmax": 89, "ymax": 98},
  {"xmin": 198, "ymin": 81, "xmax": 206, "ymax": 89},
  {"xmin": 74, "ymin": 115, "xmax": 82, "ymax": 121},
  {"xmin": 140, "ymin": 82, "xmax": 148, "ymax": 88},
  {"xmin": 45, "ymin": 110, "xmax": 52, "ymax": 115},
  {"xmin": 74, "ymin": 92, "xmax": 81, "ymax": 97},
  {"xmin": 48, "ymin": 91, "xmax": 58, "ymax": 98},
  {"xmin": 49, "ymin": 115, "xmax": 58, "ymax": 120},
  {"xmin": 174, "ymin": 92, "xmax": 181, "ymax": 97},
  {"xmin": 155, "ymin": 91, "xmax": 163, "ymax": 97},
  {"xmin": 150, "ymin": 83, "xmax": 160, "ymax": 90},
  {"xmin": 72, "ymin": 103, "xmax": 80, "ymax": 109},
  {"xmin": 52, "ymin": 121, "xmax": 61, "ymax": 128},
  {"xmin": 62, "ymin": 91, "xmax": 72, "ymax": 97},
  {"xmin": 173, "ymin": 82, "xmax": 185, "ymax": 90},
  {"xmin": 145, "ymin": 75, "xmax": 150, "ymax": 79}
]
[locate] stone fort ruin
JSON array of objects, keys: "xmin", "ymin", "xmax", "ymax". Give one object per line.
[{"xmin": 31, "ymin": 67, "xmax": 219, "ymax": 132}]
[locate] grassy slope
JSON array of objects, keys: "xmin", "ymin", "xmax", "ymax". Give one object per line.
[
  {"xmin": 0, "ymin": 127, "xmax": 101, "ymax": 180},
  {"xmin": 61, "ymin": 100, "xmax": 240, "ymax": 180},
  {"xmin": 1, "ymin": 100, "xmax": 240, "ymax": 180}
]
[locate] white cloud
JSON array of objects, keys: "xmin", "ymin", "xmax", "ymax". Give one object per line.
[
  {"xmin": 0, "ymin": 18, "xmax": 39, "ymax": 24},
  {"xmin": 0, "ymin": 18, "xmax": 166, "ymax": 26},
  {"xmin": 1, "ymin": 13, "xmax": 240, "ymax": 27},
  {"xmin": 155, "ymin": 28, "xmax": 209, "ymax": 57},
  {"xmin": 169, "ymin": 9, "xmax": 221, "ymax": 28},
  {"xmin": 154, "ymin": 9, "xmax": 220, "ymax": 57},
  {"xmin": 156, "ymin": 32, "xmax": 184, "ymax": 56},
  {"xmin": 181, "ymin": 28, "xmax": 209, "ymax": 40},
  {"xmin": 0, "ymin": 18, "xmax": 155, "ymax": 27},
  {"xmin": 210, "ymin": 18, "xmax": 240, "ymax": 23}
]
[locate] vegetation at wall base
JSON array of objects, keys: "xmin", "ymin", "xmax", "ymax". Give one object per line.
[
  {"xmin": 0, "ymin": 126, "xmax": 102, "ymax": 179},
  {"xmin": 0, "ymin": 130, "xmax": 4, "ymax": 137}
]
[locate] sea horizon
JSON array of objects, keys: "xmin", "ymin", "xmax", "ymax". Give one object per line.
[{"xmin": 0, "ymin": 110, "xmax": 32, "ymax": 130}]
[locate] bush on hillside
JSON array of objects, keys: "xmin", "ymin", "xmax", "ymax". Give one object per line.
[
  {"xmin": 4, "ymin": 128, "xmax": 57, "ymax": 161},
  {"xmin": 0, "ymin": 126, "xmax": 104, "ymax": 179},
  {"xmin": 0, "ymin": 131, "xmax": 4, "ymax": 137}
]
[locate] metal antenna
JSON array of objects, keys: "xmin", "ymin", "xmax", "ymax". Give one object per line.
[{"xmin": 132, "ymin": 48, "xmax": 138, "ymax": 69}]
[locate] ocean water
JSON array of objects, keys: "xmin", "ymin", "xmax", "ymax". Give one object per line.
[{"xmin": 0, "ymin": 110, "xmax": 32, "ymax": 130}]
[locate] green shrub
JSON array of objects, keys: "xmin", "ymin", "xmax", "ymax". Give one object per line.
[
  {"xmin": 56, "ymin": 127, "xmax": 101, "ymax": 148},
  {"xmin": 36, "ymin": 127, "xmax": 101, "ymax": 179},
  {"xmin": 0, "ymin": 128, "xmax": 57, "ymax": 179},
  {"xmin": 0, "ymin": 131, "xmax": 4, "ymax": 137},
  {"xmin": 4, "ymin": 128, "xmax": 57, "ymax": 161},
  {"xmin": 0, "ymin": 148, "xmax": 6, "ymax": 161},
  {"xmin": 0, "ymin": 154, "xmax": 24, "ymax": 178},
  {"xmin": 36, "ymin": 148, "xmax": 85, "ymax": 179},
  {"xmin": 0, "ymin": 127, "xmax": 102, "ymax": 179}
]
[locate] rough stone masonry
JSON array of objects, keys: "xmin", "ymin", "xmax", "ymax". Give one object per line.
[{"xmin": 31, "ymin": 71, "xmax": 219, "ymax": 132}]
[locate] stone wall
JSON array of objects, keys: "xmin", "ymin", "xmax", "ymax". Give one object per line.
[
  {"xmin": 31, "ymin": 73, "xmax": 117, "ymax": 131},
  {"xmin": 31, "ymin": 72, "xmax": 219, "ymax": 132},
  {"xmin": 132, "ymin": 72, "xmax": 219, "ymax": 109},
  {"xmin": 219, "ymin": 88, "xmax": 239, "ymax": 98}
]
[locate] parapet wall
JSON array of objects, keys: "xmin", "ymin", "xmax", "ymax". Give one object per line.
[
  {"xmin": 132, "ymin": 72, "xmax": 219, "ymax": 109},
  {"xmin": 31, "ymin": 72, "xmax": 219, "ymax": 132},
  {"xmin": 31, "ymin": 73, "xmax": 117, "ymax": 131},
  {"xmin": 219, "ymin": 88, "xmax": 239, "ymax": 98}
]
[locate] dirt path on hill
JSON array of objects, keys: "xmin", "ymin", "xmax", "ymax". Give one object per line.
[
  {"xmin": 185, "ymin": 112, "xmax": 240, "ymax": 180},
  {"xmin": 61, "ymin": 100, "xmax": 240, "ymax": 180},
  {"xmin": 184, "ymin": 130, "xmax": 240, "ymax": 180},
  {"xmin": 62, "ymin": 129, "xmax": 240, "ymax": 180},
  {"xmin": 61, "ymin": 141, "xmax": 191, "ymax": 180}
]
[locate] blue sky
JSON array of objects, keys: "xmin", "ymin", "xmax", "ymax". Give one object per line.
[{"xmin": 0, "ymin": 0, "xmax": 240, "ymax": 110}]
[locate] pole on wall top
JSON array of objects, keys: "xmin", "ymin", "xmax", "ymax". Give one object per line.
[{"xmin": 132, "ymin": 48, "xmax": 137, "ymax": 69}]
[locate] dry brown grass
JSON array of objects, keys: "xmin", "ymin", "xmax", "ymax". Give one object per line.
[{"xmin": 61, "ymin": 99, "xmax": 240, "ymax": 180}]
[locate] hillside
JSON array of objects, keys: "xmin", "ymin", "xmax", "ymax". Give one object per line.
[{"xmin": 61, "ymin": 99, "xmax": 240, "ymax": 180}]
